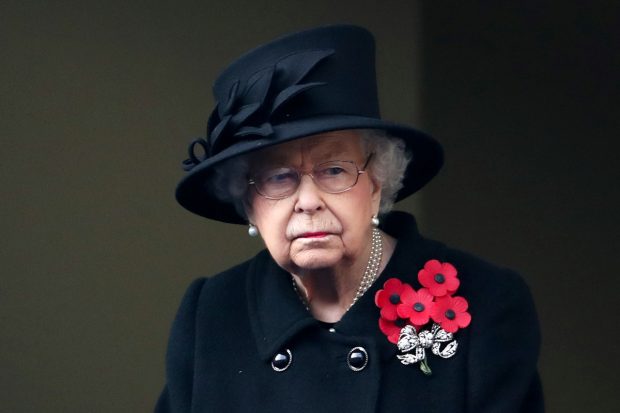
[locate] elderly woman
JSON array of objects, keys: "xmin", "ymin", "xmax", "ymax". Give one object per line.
[{"xmin": 155, "ymin": 25, "xmax": 543, "ymax": 412}]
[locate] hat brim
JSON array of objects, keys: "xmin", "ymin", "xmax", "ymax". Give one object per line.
[{"xmin": 175, "ymin": 115, "xmax": 443, "ymax": 223}]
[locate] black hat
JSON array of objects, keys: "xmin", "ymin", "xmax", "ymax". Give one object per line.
[{"xmin": 176, "ymin": 25, "xmax": 443, "ymax": 223}]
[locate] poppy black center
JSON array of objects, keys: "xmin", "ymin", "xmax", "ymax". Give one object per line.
[
  {"xmin": 445, "ymin": 309, "xmax": 456, "ymax": 320},
  {"xmin": 413, "ymin": 302, "xmax": 425, "ymax": 312},
  {"xmin": 434, "ymin": 273, "xmax": 446, "ymax": 283},
  {"xmin": 395, "ymin": 319, "xmax": 407, "ymax": 327},
  {"xmin": 389, "ymin": 293, "xmax": 400, "ymax": 305}
]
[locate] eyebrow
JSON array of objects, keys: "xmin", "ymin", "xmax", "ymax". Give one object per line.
[
  {"xmin": 250, "ymin": 139, "xmax": 361, "ymax": 168},
  {"xmin": 307, "ymin": 144, "xmax": 352, "ymax": 160}
]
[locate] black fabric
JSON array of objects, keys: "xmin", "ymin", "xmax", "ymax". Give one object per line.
[{"xmin": 155, "ymin": 212, "xmax": 543, "ymax": 412}]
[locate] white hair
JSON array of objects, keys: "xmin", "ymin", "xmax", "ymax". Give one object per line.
[{"xmin": 210, "ymin": 129, "xmax": 411, "ymax": 221}]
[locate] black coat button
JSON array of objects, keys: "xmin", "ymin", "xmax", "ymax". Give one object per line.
[
  {"xmin": 271, "ymin": 349, "xmax": 292, "ymax": 372},
  {"xmin": 347, "ymin": 347, "xmax": 368, "ymax": 371}
]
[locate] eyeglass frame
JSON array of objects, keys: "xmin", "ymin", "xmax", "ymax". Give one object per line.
[{"xmin": 248, "ymin": 154, "xmax": 374, "ymax": 200}]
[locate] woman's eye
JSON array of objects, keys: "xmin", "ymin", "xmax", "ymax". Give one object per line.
[
  {"xmin": 327, "ymin": 167, "xmax": 345, "ymax": 175},
  {"xmin": 318, "ymin": 166, "xmax": 345, "ymax": 176},
  {"xmin": 264, "ymin": 169, "xmax": 296, "ymax": 184}
]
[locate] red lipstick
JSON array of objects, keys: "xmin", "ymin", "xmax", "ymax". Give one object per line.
[{"xmin": 300, "ymin": 232, "xmax": 329, "ymax": 238}]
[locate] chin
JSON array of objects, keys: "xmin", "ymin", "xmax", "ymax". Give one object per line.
[{"xmin": 291, "ymin": 250, "xmax": 343, "ymax": 272}]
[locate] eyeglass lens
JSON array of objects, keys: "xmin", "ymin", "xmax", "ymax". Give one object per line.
[{"xmin": 253, "ymin": 161, "xmax": 361, "ymax": 199}]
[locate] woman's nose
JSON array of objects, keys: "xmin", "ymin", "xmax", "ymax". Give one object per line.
[{"xmin": 294, "ymin": 175, "xmax": 324, "ymax": 213}]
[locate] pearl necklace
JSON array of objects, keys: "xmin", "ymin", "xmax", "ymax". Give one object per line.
[{"xmin": 291, "ymin": 227, "xmax": 383, "ymax": 312}]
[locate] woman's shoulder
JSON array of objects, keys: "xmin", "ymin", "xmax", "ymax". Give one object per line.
[
  {"xmin": 437, "ymin": 243, "xmax": 532, "ymax": 301},
  {"xmin": 427, "ymin": 240, "xmax": 540, "ymax": 344},
  {"xmin": 407, "ymin": 234, "xmax": 535, "ymax": 315},
  {"xmin": 179, "ymin": 249, "xmax": 272, "ymax": 306},
  {"xmin": 387, "ymin": 211, "xmax": 530, "ymax": 294}
]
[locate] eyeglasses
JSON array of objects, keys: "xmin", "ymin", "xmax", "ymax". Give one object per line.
[{"xmin": 248, "ymin": 155, "xmax": 373, "ymax": 200}]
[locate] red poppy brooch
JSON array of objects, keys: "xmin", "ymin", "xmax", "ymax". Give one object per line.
[{"xmin": 375, "ymin": 259, "xmax": 471, "ymax": 375}]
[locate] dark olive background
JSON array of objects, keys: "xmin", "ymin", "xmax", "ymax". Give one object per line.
[{"xmin": 1, "ymin": 1, "xmax": 618, "ymax": 412}]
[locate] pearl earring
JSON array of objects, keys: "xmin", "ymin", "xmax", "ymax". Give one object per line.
[
  {"xmin": 371, "ymin": 215, "xmax": 380, "ymax": 227},
  {"xmin": 248, "ymin": 224, "xmax": 259, "ymax": 237}
]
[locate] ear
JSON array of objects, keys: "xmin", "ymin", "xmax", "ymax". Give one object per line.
[
  {"xmin": 243, "ymin": 191, "xmax": 256, "ymax": 224},
  {"xmin": 245, "ymin": 206, "xmax": 255, "ymax": 225},
  {"xmin": 369, "ymin": 175, "xmax": 382, "ymax": 216}
]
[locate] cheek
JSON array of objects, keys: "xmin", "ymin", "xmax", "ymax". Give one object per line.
[
  {"xmin": 251, "ymin": 201, "xmax": 292, "ymax": 255},
  {"xmin": 339, "ymin": 220, "xmax": 368, "ymax": 254},
  {"xmin": 338, "ymin": 186, "xmax": 376, "ymax": 225},
  {"xmin": 331, "ymin": 198, "xmax": 372, "ymax": 248}
]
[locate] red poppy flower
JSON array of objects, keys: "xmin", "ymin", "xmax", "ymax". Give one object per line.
[
  {"xmin": 431, "ymin": 295, "xmax": 471, "ymax": 333},
  {"xmin": 418, "ymin": 259, "xmax": 460, "ymax": 297},
  {"xmin": 379, "ymin": 317, "xmax": 411, "ymax": 344},
  {"xmin": 375, "ymin": 278, "xmax": 408, "ymax": 321},
  {"xmin": 396, "ymin": 286, "xmax": 435, "ymax": 327}
]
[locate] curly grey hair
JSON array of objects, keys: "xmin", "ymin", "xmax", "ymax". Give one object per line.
[{"xmin": 210, "ymin": 129, "xmax": 411, "ymax": 221}]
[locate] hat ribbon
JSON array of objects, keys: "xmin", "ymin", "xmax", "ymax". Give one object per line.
[{"xmin": 182, "ymin": 49, "xmax": 334, "ymax": 172}]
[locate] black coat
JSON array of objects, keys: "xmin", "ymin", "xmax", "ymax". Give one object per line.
[{"xmin": 155, "ymin": 212, "xmax": 543, "ymax": 412}]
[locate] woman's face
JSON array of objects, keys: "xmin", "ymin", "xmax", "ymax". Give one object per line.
[{"xmin": 247, "ymin": 130, "xmax": 381, "ymax": 275}]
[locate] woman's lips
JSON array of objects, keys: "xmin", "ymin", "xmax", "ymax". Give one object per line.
[{"xmin": 298, "ymin": 232, "xmax": 330, "ymax": 239}]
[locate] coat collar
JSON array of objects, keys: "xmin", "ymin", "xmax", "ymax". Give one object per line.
[{"xmin": 246, "ymin": 211, "xmax": 444, "ymax": 361}]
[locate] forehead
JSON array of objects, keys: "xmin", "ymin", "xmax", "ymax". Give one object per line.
[{"xmin": 249, "ymin": 130, "xmax": 364, "ymax": 166}]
